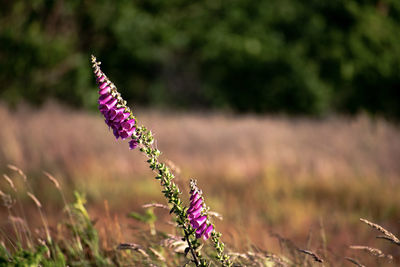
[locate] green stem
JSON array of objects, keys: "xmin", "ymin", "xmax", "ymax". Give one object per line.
[{"xmin": 136, "ymin": 126, "xmax": 207, "ymax": 266}]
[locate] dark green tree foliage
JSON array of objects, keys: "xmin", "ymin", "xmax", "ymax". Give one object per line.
[{"xmin": 1, "ymin": 0, "xmax": 399, "ymax": 117}]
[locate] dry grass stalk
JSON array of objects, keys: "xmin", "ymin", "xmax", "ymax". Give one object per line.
[
  {"xmin": 345, "ymin": 257, "xmax": 366, "ymax": 267},
  {"xmin": 3, "ymin": 174, "xmax": 16, "ymax": 192},
  {"xmin": 229, "ymin": 251, "xmax": 288, "ymax": 266},
  {"xmin": 149, "ymin": 247, "xmax": 166, "ymax": 262},
  {"xmin": 350, "ymin": 245, "xmax": 393, "ymax": 261},
  {"xmin": 244, "ymin": 251, "xmax": 264, "ymax": 265},
  {"xmin": 360, "ymin": 218, "xmax": 400, "ymax": 246},
  {"xmin": 0, "ymin": 190, "xmax": 14, "ymax": 208},
  {"xmin": 117, "ymin": 243, "xmax": 150, "ymax": 258},
  {"xmin": 27, "ymin": 191, "xmax": 52, "ymax": 243},
  {"xmin": 43, "ymin": 171, "xmax": 60, "ymax": 189},
  {"xmin": 161, "ymin": 235, "xmax": 187, "ymax": 254},
  {"xmin": 228, "ymin": 252, "xmax": 249, "ymax": 260},
  {"xmin": 142, "ymin": 203, "xmax": 169, "ymax": 209},
  {"xmin": 8, "ymin": 215, "xmax": 30, "ymax": 241},
  {"xmin": 208, "ymin": 211, "xmax": 223, "ymax": 221},
  {"xmin": 270, "ymin": 231, "xmax": 303, "ymax": 263},
  {"xmin": 298, "ymin": 249, "xmax": 324, "ymax": 263},
  {"xmin": 8, "ymin": 215, "xmax": 27, "ymax": 226},
  {"xmin": 113, "ymin": 215, "xmax": 122, "ymax": 245},
  {"xmin": 7, "ymin": 165, "xmax": 27, "ymax": 181},
  {"xmin": 27, "ymin": 192, "xmax": 42, "ymax": 208},
  {"xmin": 165, "ymin": 159, "xmax": 181, "ymax": 175},
  {"xmin": 235, "ymin": 245, "xmax": 290, "ymax": 267},
  {"xmin": 166, "ymin": 221, "xmax": 178, "ymax": 227},
  {"xmin": 266, "ymin": 254, "xmax": 290, "ymax": 267}
]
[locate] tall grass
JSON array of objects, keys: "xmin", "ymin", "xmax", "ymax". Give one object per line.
[{"xmin": 0, "ymin": 103, "xmax": 399, "ymax": 265}]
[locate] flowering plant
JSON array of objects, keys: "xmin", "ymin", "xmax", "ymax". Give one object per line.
[{"xmin": 91, "ymin": 55, "xmax": 231, "ymax": 266}]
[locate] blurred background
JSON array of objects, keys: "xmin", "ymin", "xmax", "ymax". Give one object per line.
[
  {"xmin": 1, "ymin": 0, "xmax": 400, "ymax": 117},
  {"xmin": 1, "ymin": 0, "xmax": 400, "ymax": 265}
]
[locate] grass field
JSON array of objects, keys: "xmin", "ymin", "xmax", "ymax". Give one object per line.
[{"xmin": 1, "ymin": 103, "xmax": 399, "ymax": 266}]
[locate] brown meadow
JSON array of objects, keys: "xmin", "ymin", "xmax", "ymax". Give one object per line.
[{"xmin": 1, "ymin": 102, "xmax": 399, "ymax": 266}]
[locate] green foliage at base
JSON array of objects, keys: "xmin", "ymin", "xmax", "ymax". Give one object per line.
[{"xmin": 0, "ymin": 190, "xmax": 287, "ymax": 266}]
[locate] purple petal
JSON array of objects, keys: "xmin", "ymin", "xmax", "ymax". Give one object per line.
[
  {"xmin": 188, "ymin": 205, "xmax": 202, "ymax": 218},
  {"xmin": 191, "ymin": 197, "xmax": 203, "ymax": 210},
  {"xmin": 98, "ymin": 94, "xmax": 112, "ymax": 104},
  {"xmin": 111, "ymin": 123, "xmax": 121, "ymax": 132},
  {"xmin": 106, "ymin": 98, "xmax": 118, "ymax": 109},
  {"xmin": 119, "ymin": 127, "xmax": 135, "ymax": 140},
  {"xmin": 99, "ymin": 98, "xmax": 118, "ymax": 111},
  {"xmin": 114, "ymin": 112, "xmax": 130, "ymax": 123},
  {"xmin": 129, "ymin": 139, "xmax": 139, "ymax": 150},
  {"xmin": 121, "ymin": 112, "xmax": 131, "ymax": 122},
  {"xmin": 192, "ymin": 215, "xmax": 207, "ymax": 229},
  {"xmin": 99, "ymin": 86, "xmax": 111, "ymax": 95},
  {"xmin": 188, "ymin": 211, "xmax": 201, "ymax": 222},
  {"xmin": 190, "ymin": 192, "xmax": 200, "ymax": 202},
  {"xmin": 105, "ymin": 119, "xmax": 115, "ymax": 129},
  {"xmin": 121, "ymin": 119, "xmax": 136, "ymax": 130},
  {"xmin": 99, "ymin": 82, "xmax": 108, "ymax": 89},
  {"xmin": 187, "ymin": 204, "xmax": 195, "ymax": 213},
  {"xmin": 119, "ymin": 130, "xmax": 129, "ymax": 140},
  {"xmin": 100, "ymin": 105, "xmax": 108, "ymax": 113},
  {"xmin": 113, "ymin": 128, "xmax": 120, "ymax": 139},
  {"xmin": 195, "ymin": 223, "xmax": 208, "ymax": 238},
  {"xmin": 108, "ymin": 108, "xmax": 124, "ymax": 120},
  {"xmin": 202, "ymin": 224, "xmax": 213, "ymax": 240},
  {"xmin": 97, "ymin": 75, "xmax": 106, "ymax": 83}
]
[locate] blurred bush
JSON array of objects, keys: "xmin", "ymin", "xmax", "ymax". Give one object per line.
[{"xmin": 1, "ymin": 0, "xmax": 399, "ymax": 117}]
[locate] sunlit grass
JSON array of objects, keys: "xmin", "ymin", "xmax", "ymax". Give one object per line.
[{"xmin": 1, "ymin": 103, "xmax": 399, "ymax": 266}]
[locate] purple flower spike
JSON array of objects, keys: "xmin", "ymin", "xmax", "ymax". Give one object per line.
[
  {"xmin": 187, "ymin": 179, "xmax": 214, "ymax": 241},
  {"xmin": 92, "ymin": 55, "xmax": 138, "ymax": 150},
  {"xmin": 202, "ymin": 224, "xmax": 214, "ymax": 240}
]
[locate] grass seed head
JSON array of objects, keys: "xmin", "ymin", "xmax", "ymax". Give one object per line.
[
  {"xmin": 3, "ymin": 174, "xmax": 16, "ymax": 192},
  {"xmin": 27, "ymin": 192, "xmax": 42, "ymax": 208},
  {"xmin": 43, "ymin": 171, "xmax": 60, "ymax": 189}
]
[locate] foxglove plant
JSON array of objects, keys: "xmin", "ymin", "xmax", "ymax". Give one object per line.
[{"xmin": 91, "ymin": 55, "xmax": 231, "ymax": 266}]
